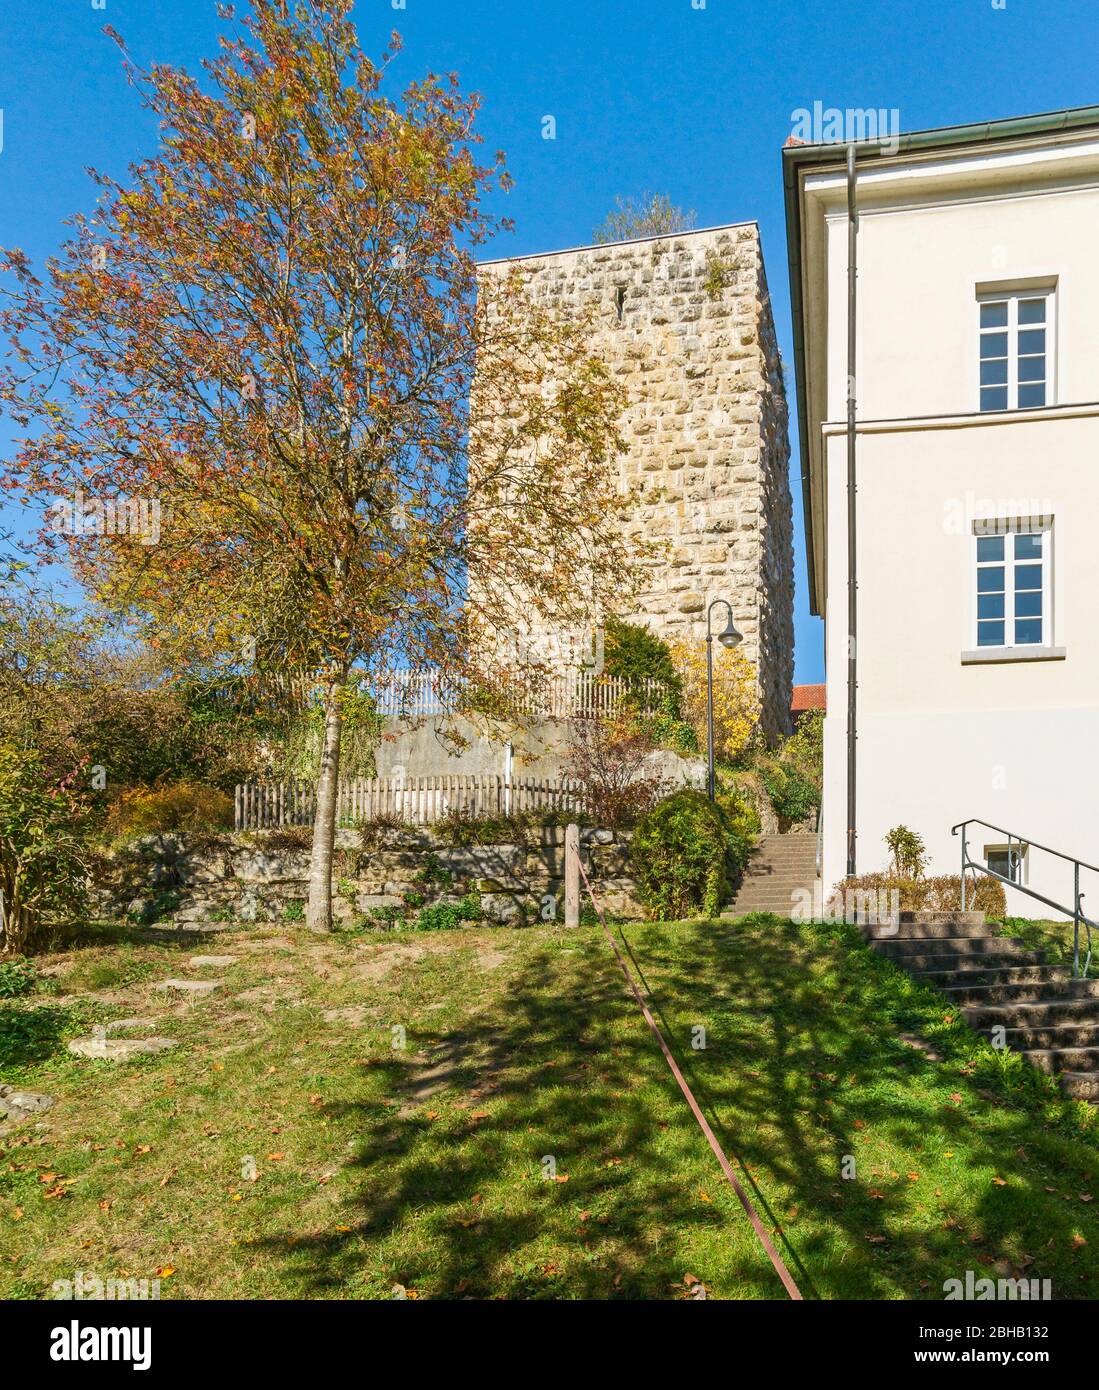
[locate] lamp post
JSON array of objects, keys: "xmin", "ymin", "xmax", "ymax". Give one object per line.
[{"xmin": 706, "ymin": 598, "xmax": 742, "ymax": 802}]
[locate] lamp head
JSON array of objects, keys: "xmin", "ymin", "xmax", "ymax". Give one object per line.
[{"xmin": 717, "ymin": 612, "xmax": 742, "ymax": 649}]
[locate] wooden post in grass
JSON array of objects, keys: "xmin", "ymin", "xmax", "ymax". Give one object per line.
[{"xmin": 565, "ymin": 822, "xmax": 580, "ymax": 929}]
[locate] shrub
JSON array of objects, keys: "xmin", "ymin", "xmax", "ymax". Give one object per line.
[
  {"xmin": 416, "ymin": 892, "xmax": 482, "ymax": 931},
  {"xmin": 564, "ymin": 716, "xmax": 671, "ymax": 828},
  {"xmin": 0, "ymin": 957, "xmax": 36, "ymax": 998},
  {"xmin": 434, "ymin": 808, "xmax": 588, "ymax": 849},
  {"xmin": 630, "ymin": 789, "xmax": 734, "ymax": 920},
  {"xmin": 107, "ymin": 782, "xmax": 233, "ymax": 839},
  {"xmin": 603, "ymin": 616, "xmax": 682, "ymax": 701},
  {"xmin": 716, "ymin": 788, "xmax": 761, "ymax": 878},
  {"xmin": 0, "ymin": 743, "xmax": 89, "ymax": 956},
  {"xmin": 758, "ymin": 760, "xmax": 819, "ymax": 824},
  {"xmin": 835, "ymin": 872, "xmax": 1007, "ymax": 919},
  {"xmin": 885, "ymin": 825, "xmax": 928, "ymax": 878},
  {"xmin": 784, "ymin": 709, "xmax": 823, "ymax": 788},
  {"xmin": 669, "ymin": 638, "xmax": 760, "ymax": 762}
]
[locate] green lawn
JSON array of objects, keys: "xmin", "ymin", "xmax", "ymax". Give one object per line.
[{"xmin": 2, "ymin": 913, "xmax": 1098, "ymax": 1300}]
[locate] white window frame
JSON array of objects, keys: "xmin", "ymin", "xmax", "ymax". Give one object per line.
[
  {"xmin": 976, "ymin": 287, "xmax": 1056, "ymax": 412},
  {"xmin": 971, "ymin": 518, "xmax": 1053, "ymax": 653}
]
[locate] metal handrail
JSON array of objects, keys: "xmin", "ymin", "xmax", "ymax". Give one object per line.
[{"xmin": 951, "ymin": 818, "xmax": 1096, "ymax": 978}]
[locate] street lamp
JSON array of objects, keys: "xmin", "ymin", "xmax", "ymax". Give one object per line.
[{"xmin": 706, "ymin": 598, "xmax": 742, "ymax": 801}]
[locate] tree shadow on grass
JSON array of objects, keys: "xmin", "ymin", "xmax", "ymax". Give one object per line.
[
  {"xmin": 631, "ymin": 917, "xmax": 1099, "ymax": 1300},
  {"xmin": 255, "ymin": 917, "xmax": 1099, "ymax": 1300},
  {"xmin": 256, "ymin": 937, "xmax": 779, "ymax": 1299},
  {"xmin": 0, "ymin": 1003, "xmax": 75, "ymax": 1068}
]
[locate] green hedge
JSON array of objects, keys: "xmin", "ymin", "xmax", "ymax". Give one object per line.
[{"xmin": 630, "ymin": 787, "xmax": 758, "ymax": 920}]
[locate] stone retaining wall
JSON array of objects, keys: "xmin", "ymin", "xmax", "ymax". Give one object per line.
[{"xmin": 98, "ymin": 825, "xmax": 643, "ymax": 930}]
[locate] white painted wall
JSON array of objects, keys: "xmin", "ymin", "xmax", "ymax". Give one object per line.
[{"xmin": 821, "ymin": 415, "xmax": 1099, "ymax": 921}]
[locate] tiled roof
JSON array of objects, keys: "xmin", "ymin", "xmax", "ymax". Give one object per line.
[{"xmin": 791, "ymin": 683, "xmax": 826, "ymax": 712}]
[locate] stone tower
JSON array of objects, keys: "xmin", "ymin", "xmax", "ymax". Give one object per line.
[{"xmin": 477, "ymin": 221, "xmax": 793, "ymax": 738}]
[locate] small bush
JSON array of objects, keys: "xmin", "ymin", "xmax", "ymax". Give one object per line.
[
  {"xmin": 415, "ymin": 892, "xmax": 482, "ymax": 931},
  {"xmin": 0, "ymin": 957, "xmax": 36, "ymax": 998},
  {"xmin": 434, "ymin": 808, "xmax": 586, "ymax": 848},
  {"xmin": 758, "ymin": 760, "xmax": 819, "ymax": 824},
  {"xmin": 885, "ymin": 825, "xmax": 928, "ymax": 878},
  {"xmin": 716, "ymin": 788, "xmax": 761, "ymax": 878},
  {"xmin": 282, "ymin": 900, "xmax": 305, "ymax": 922},
  {"xmin": 564, "ymin": 716, "xmax": 671, "ymax": 829},
  {"xmin": 631, "ymin": 789, "xmax": 733, "ymax": 920},
  {"xmin": 107, "ymin": 782, "xmax": 233, "ymax": 839},
  {"xmin": 836, "ymin": 872, "xmax": 1007, "ymax": 919}
]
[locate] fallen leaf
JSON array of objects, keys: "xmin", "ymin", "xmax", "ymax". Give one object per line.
[
  {"xmin": 266, "ymin": 1152, "xmax": 285, "ymax": 1162},
  {"xmin": 155, "ymin": 1266, "xmax": 174, "ymax": 1278}
]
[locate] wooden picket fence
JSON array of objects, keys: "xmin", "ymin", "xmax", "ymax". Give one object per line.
[
  {"xmin": 210, "ymin": 669, "xmax": 667, "ymax": 721},
  {"xmin": 234, "ymin": 773, "xmax": 584, "ymax": 831},
  {"xmin": 368, "ymin": 670, "xmax": 667, "ymax": 719}
]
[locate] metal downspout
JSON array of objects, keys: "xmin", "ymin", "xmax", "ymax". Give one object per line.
[{"xmin": 846, "ymin": 144, "xmax": 859, "ymax": 878}]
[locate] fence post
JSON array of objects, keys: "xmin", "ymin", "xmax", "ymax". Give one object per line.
[{"xmin": 565, "ymin": 822, "xmax": 580, "ymax": 929}]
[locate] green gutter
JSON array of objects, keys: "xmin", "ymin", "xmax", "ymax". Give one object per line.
[{"xmin": 782, "ymin": 103, "xmax": 1099, "ymax": 616}]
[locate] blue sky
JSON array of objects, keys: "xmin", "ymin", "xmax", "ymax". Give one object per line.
[{"xmin": 2, "ymin": 0, "xmax": 1098, "ymax": 681}]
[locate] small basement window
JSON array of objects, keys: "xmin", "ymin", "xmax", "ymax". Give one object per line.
[{"xmin": 985, "ymin": 843, "xmax": 1028, "ymax": 884}]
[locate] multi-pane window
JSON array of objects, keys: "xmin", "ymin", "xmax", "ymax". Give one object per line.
[
  {"xmin": 979, "ymin": 291, "xmax": 1052, "ymax": 412},
  {"xmin": 975, "ymin": 528, "xmax": 1047, "ymax": 648}
]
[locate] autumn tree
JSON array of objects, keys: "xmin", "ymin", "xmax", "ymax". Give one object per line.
[
  {"xmin": 592, "ymin": 192, "xmax": 697, "ymax": 245},
  {"xmin": 0, "ymin": 0, "xmax": 643, "ymax": 929}
]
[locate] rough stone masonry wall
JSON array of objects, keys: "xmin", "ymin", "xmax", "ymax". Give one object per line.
[
  {"xmin": 478, "ymin": 223, "xmax": 794, "ymax": 739},
  {"xmin": 98, "ymin": 827, "xmax": 643, "ymax": 930}
]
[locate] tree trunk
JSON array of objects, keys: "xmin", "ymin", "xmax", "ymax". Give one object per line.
[{"xmin": 306, "ymin": 673, "xmax": 345, "ymax": 932}]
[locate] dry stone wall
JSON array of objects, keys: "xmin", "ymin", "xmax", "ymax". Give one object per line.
[
  {"xmin": 97, "ymin": 827, "xmax": 643, "ymax": 930},
  {"xmin": 478, "ymin": 222, "xmax": 794, "ymax": 738}
]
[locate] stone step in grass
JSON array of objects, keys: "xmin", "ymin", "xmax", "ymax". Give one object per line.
[
  {"xmin": 67, "ymin": 1036, "xmax": 179, "ymax": 1061},
  {"xmin": 154, "ymin": 978, "xmax": 224, "ymax": 995},
  {"xmin": 188, "ymin": 955, "xmax": 237, "ymax": 968},
  {"xmin": 0, "ymin": 1084, "xmax": 54, "ymax": 1133}
]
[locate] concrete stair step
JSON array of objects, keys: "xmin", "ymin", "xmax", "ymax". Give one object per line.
[
  {"xmin": 963, "ymin": 996, "xmax": 1099, "ymax": 1028},
  {"xmin": 939, "ymin": 977, "xmax": 1095, "ymax": 1005},
  {"xmin": 880, "ymin": 950, "xmax": 1040, "ymax": 972},
  {"xmin": 1059, "ymin": 1072, "xmax": 1099, "ymax": 1100},
  {"xmin": 872, "ymin": 935, "xmax": 1032, "ymax": 957},
  {"xmin": 913, "ymin": 964, "xmax": 1066, "ymax": 988},
  {"xmin": 1023, "ymin": 1045, "xmax": 1099, "ymax": 1075},
  {"xmin": 979, "ymin": 1020, "xmax": 1099, "ymax": 1050},
  {"xmin": 860, "ymin": 921, "xmax": 996, "ymax": 941}
]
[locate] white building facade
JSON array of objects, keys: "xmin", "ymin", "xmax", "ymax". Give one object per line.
[{"xmin": 785, "ymin": 106, "xmax": 1099, "ymax": 918}]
